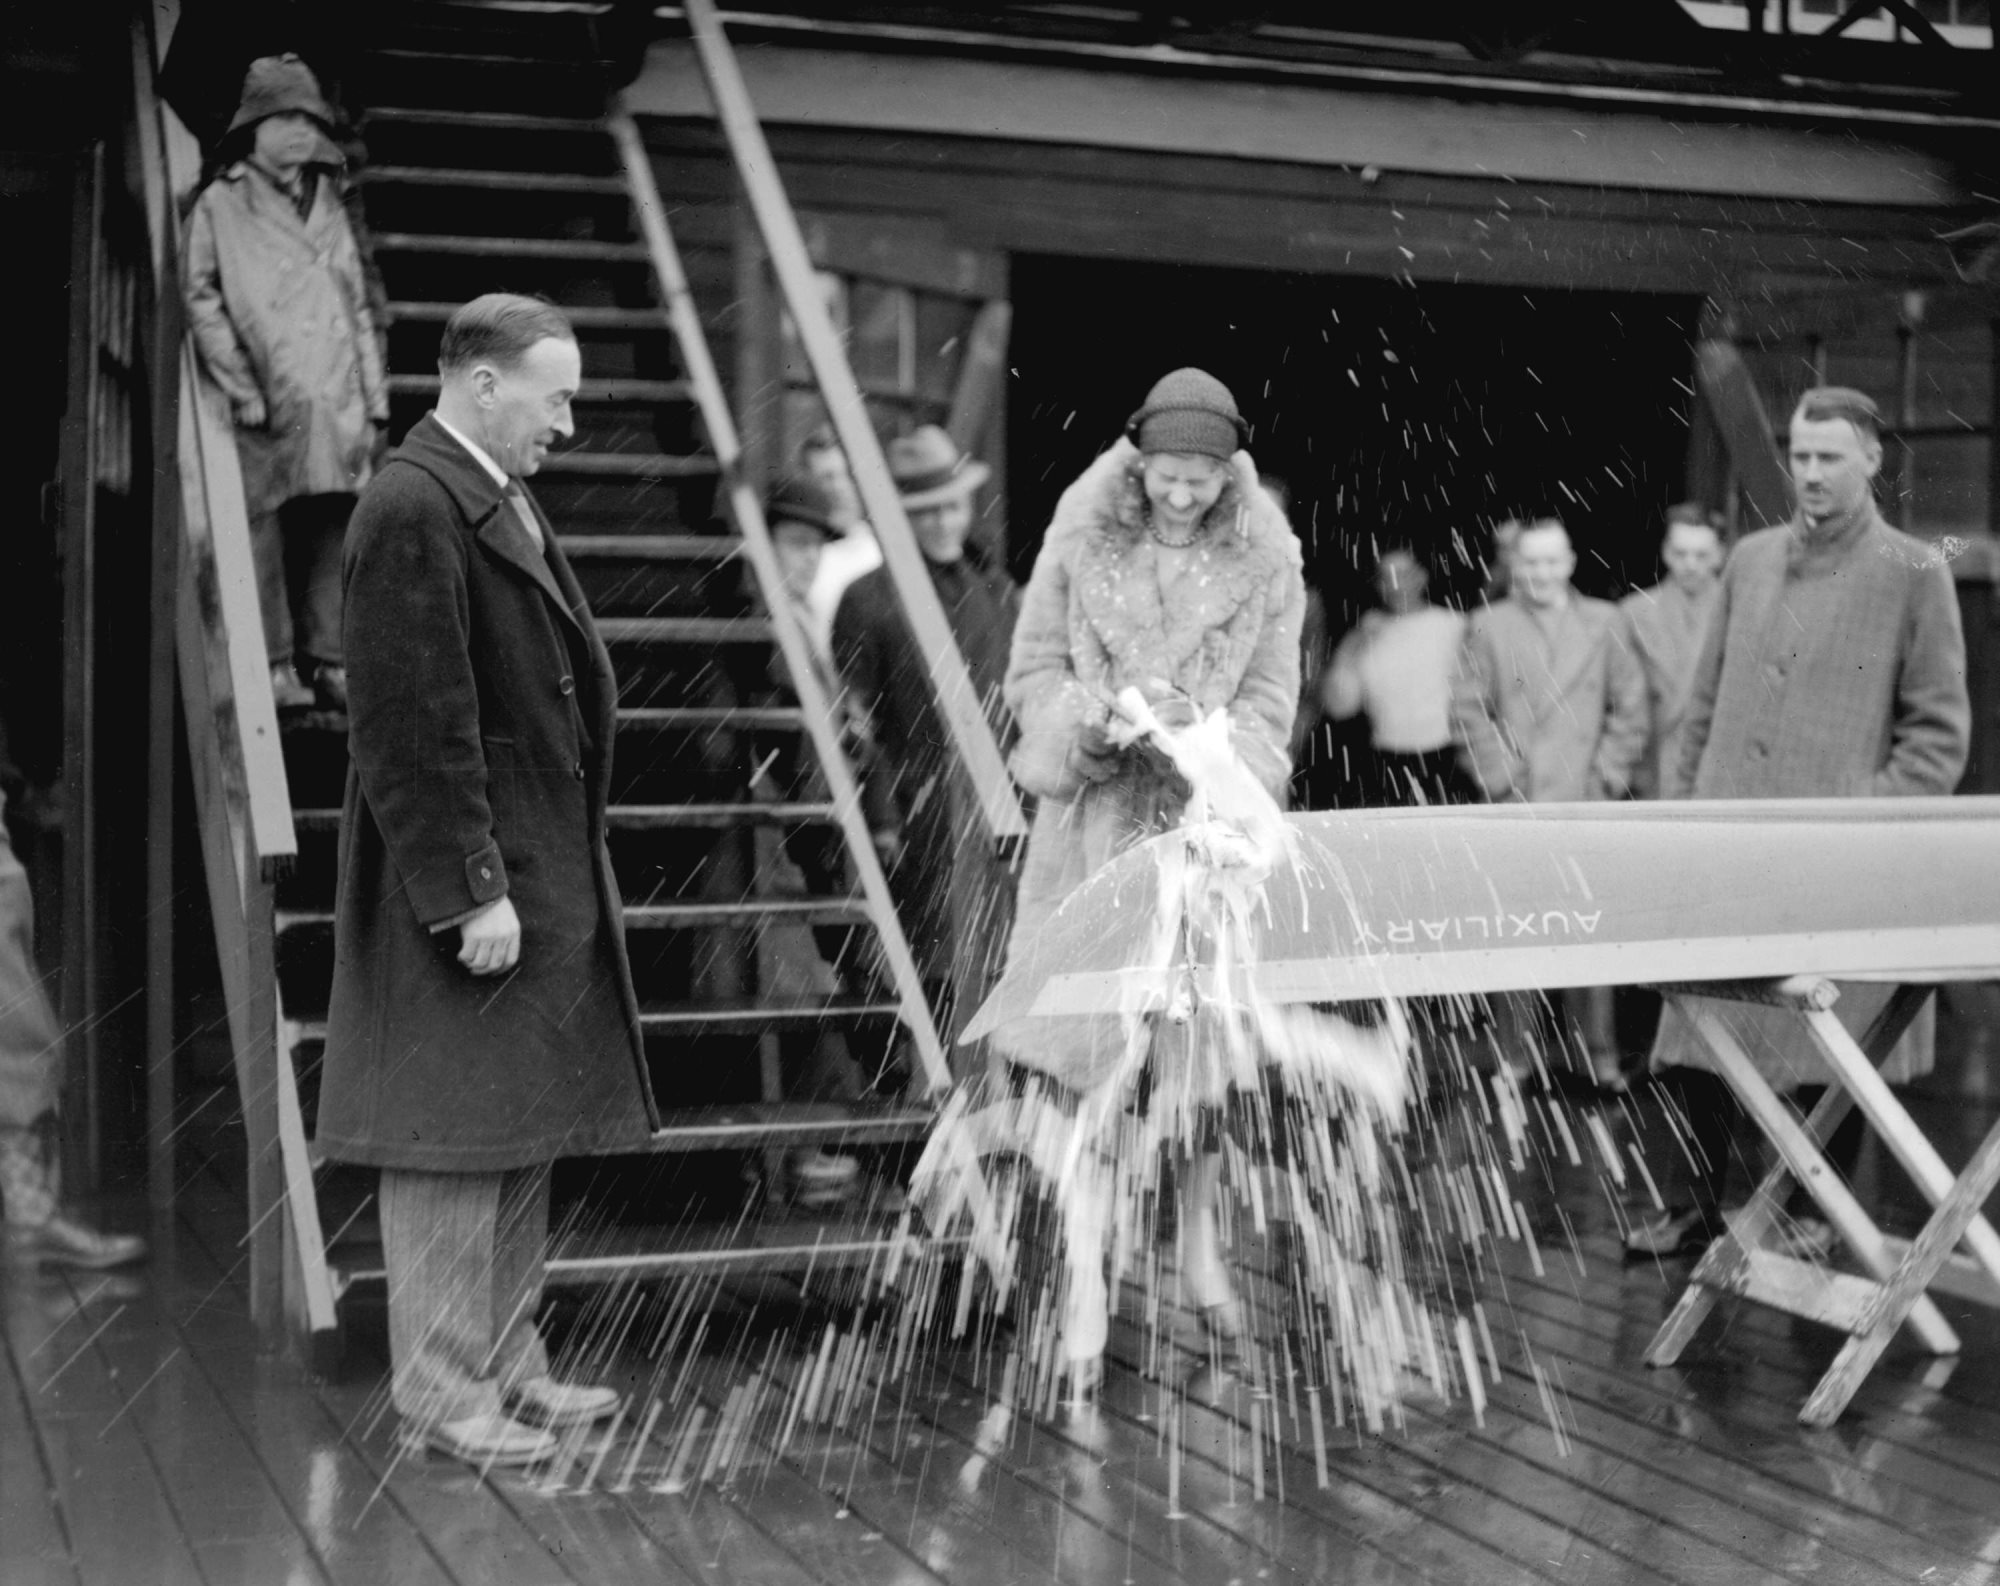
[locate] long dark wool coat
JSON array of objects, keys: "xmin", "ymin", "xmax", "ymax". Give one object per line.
[
  {"xmin": 832, "ymin": 551, "xmax": 1020, "ymax": 1047},
  {"xmin": 317, "ymin": 415, "xmax": 657, "ymax": 1171}
]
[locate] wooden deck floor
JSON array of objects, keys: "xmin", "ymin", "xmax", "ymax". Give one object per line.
[{"xmin": 11, "ymin": 1099, "xmax": 2000, "ymax": 1586}]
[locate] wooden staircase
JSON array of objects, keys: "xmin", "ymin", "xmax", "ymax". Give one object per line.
[{"xmin": 242, "ymin": 0, "xmax": 1011, "ymax": 1367}]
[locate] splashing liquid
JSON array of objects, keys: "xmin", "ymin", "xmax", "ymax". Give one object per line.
[{"xmin": 909, "ymin": 689, "xmax": 1463, "ymax": 1439}]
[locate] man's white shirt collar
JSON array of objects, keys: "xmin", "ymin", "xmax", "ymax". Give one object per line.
[{"xmin": 433, "ymin": 411, "xmax": 511, "ymax": 489}]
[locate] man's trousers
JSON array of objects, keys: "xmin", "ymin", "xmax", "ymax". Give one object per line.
[{"xmin": 379, "ymin": 1164, "xmax": 553, "ymax": 1428}]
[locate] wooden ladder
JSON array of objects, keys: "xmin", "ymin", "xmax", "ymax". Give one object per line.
[{"xmin": 228, "ymin": 0, "xmax": 1022, "ymax": 1369}]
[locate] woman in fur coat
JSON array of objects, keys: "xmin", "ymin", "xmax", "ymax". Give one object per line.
[{"xmin": 995, "ymin": 367, "xmax": 1306, "ymax": 1369}]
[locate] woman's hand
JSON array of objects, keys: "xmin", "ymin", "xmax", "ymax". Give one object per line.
[{"xmin": 1075, "ymin": 716, "xmax": 1119, "ymax": 758}]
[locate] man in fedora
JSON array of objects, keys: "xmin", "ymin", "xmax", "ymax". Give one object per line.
[{"xmin": 831, "ymin": 426, "xmax": 1020, "ymax": 1068}]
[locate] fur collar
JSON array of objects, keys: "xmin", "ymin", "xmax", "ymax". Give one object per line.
[{"xmin": 1044, "ymin": 439, "xmax": 1301, "ymax": 709}]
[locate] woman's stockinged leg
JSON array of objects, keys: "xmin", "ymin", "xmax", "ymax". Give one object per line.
[{"xmin": 1179, "ymin": 1149, "xmax": 1244, "ymax": 1337}]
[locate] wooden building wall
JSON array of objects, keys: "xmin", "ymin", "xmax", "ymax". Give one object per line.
[{"xmin": 632, "ymin": 40, "xmax": 1997, "ymax": 782}]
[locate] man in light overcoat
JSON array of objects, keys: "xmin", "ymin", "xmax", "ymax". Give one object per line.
[
  {"xmin": 1451, "ymin": 518, "xmax": 1648, "ymax": 1085},
  {"xmin": 1620, "ymin": 503, "xmax": 1725, "ymax": 799},
  {"xmin": 1631, "ymin": 386, "xmax": 1970, "ymax": 1257}
]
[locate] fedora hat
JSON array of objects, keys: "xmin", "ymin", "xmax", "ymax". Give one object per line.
[
  {"xmin": 887, "ymin": 426, "xmax": 990, "ymax": 509},
  {"xmin": 763, "ymin": 473, "xmax": 844, "ymax": 539},
  {"xmin": 227, "ymin": 54, "xmax": 336, "ymax": 137}
]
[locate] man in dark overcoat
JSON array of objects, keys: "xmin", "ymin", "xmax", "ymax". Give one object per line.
[
  {"xmin": 317, "ymin": 295, "xmax": 657, "ymax": 1467},
  {"xmin": 1630, "ymin": 386, "xmax": 1970, "ymax": 1259},
  {"xmin": 832, "ymin": 427, "xmax": 1020, "ymax": 1072}
]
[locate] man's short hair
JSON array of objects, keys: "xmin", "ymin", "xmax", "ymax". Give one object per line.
[
  {"xmin": 1793, "ymin": 386, "xmax": 1882, "ymax": 445},
  {"xmin": 1664, "ymin": 500, "xmax": 1723, "ymax": 535},
  {"xmin": 439, "ymin": 294, "xmax": 575, "ymax": 378}
]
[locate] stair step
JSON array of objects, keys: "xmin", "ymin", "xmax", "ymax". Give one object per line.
[
  {"xmin": 292, "ymin": 802, "xmax": 836, "ymax": 834},
  {"xmin": 280, "ymin": 898, "xmax": 865, "ymax": 932},
  {"xmin": 615, "ymin": 802, "xmax": 838, "ymax": 828},
  {"xmin": 361, "ymin": 105, "xmax": 604, "ymax": 135},
  {"xmin": 646, "ymin": 1105, "xmax": 932, "ymax": 1152},
  {"xmin": 367, "ymin": 45, "xmax": 606, "ymax": 73},
  {"xmin": 387, "ymin": 300, "xmax": 670, "ymax": 332},
  {"xmin": 618, "ymin": 705, "xmax": 803, "ymax": 730},
  {"xmin": 361, "ymin": 165, "xmax": 627, "ymax": 195},
  {"xmin": 329, "ymin": 1212, "xmax": 930, "ymax": 1288},
  {"xmin": 625, "ymin": 898, "xmax": 872, "ymax": 929},
  {"xmin": 389, "ymin": 374, "xmax": 690, "ymax": 404},
  {"xmin": 373, "ymin": 232, "xmax": 646, "ymax": 262},
  {"xmin": 640, "ymin": 998, "xmax": 902, "ymax": 1033},
  {"xmin": 538, "ymin": 451, "xmax": 718, "ymax": 478},
  {"xmin": 289, "ymin": 1001, "xmax": 902, "ymax": 1049},
  {"xmin": 599, "ymin": 616, "xmax": 771, "ymax": 644},
  {"xmin": 561, "ymin": 534, "xmax": 740, "ymax": 560}
]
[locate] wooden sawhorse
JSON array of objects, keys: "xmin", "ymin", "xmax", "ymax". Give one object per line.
[{"xmin": 1643, "ymin": 975, "xmax": 2000, "ymax": 1426}]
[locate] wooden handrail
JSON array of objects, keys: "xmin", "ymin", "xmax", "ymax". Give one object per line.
[
  {"xmin": 676, "ymin": 0, "xmax": 1028, "ymax": 851},
  {"xmin": 609, "ymin": 110, "xmax": 950, "ymax": 1092},
  {"xmin": 131, "ymin": 5, "xmax": 306, "ymax": 1339},
  {"xmin": 153, "ymin": 113, "xmax": 298, "ymax": 877}
]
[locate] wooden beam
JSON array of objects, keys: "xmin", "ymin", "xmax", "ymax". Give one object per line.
[
  {"xmin": 156, "ymin": 101, "xmax": 295, "ymax": 878},
  {"xmin": 675, "ymin": 1, "xmax": 1027, "ymax": 851},
  {"xmin": 133, "ymin": 7, "xmax": 177, "ymax": 1212},
  {"xmin": 1801, "ymin": 1110, "xmax": 2000, "ymax": 1426},
  {"xmin": 1801, "ymin": 1004, "xmax": 2000, "ymax": 1293},
  {"xmin": 610, "ymin": 109, "xmax": 952, "ymax": 1092},
  {"xmin": 57, "ymin": 142, "xmax": 102, "ymax": 1195},
  {"xmin": 1695, "ymin": 331, "xmax": 1794, "ymax": 531},
  {"xmin": 173, "ymin": 355, "xmax": 283, "ymax": 1334},
  {"xmin": 627, "ymin": 40, "xmax": 1969, "ymax": 207}
]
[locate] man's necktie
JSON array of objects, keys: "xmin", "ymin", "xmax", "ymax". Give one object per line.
[{"xmin": 505, "ymin": 482, "xmax": 545, "ymax": 551}]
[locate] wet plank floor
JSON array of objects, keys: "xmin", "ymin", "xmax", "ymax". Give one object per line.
[{"xmin": 11, "ymin": 1101, "xmax": 2000, "ymax": 1586}]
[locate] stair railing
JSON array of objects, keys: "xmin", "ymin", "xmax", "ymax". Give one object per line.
[
  {"xmin": 609, "ymin": 112, "xmax": 951, "ymax": 1092},
  {"xmin": 131, "ymin": 8, "xmax": 319, "ymax": 1342},
  {"xmin": 670, "ymin": 0, "xmax": 1029, "ymax": 855}
]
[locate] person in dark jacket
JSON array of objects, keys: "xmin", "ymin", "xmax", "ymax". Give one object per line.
[
  {"xmin": 831, "ymin": 427, "xmax": 1021, "ymax": 1071},
  {"xmin": 317, "ymin": 295, "xmax": 657, "ymax": 1469}
]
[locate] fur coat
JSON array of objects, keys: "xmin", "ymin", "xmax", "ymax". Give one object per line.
[{"xmin": 995, "ymin": 439, "xmax": 1304, "ymax": 1089}]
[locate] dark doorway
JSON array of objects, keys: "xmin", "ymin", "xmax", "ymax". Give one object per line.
[{"xmin": 1006, "ymin": 257, "xmax": 1700, "ymax": 622}]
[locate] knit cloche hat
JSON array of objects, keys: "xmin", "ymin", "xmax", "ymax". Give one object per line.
[
  {"xmin": 1125, "ymin": 367, "xmax": 1246, "ymax": 461},
  {"xmin": 228, "ymin": 54, "xmax": 336, "ymax": 136}
]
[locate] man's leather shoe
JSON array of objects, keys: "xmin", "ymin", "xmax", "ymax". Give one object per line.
[
  {"xmin": 400, "ymin": 1411, "xmax": 557, "ymax": 1467},
  {"xmin": 4, "ymin": 1213, "xmax": 148, "ymax": 1269},
  {"xmin": 312, "ymin": 664, "xmax": 348, "ymax": 712},
  {"xmin": 506, "ymin": 1376, "xmax": 621, "ymax": 1428}
]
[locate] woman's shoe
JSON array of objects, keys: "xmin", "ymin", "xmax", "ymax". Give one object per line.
[{"xmin": 1184, "ymin": 1302, "xmax": 1253, "ymax": 1398}]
